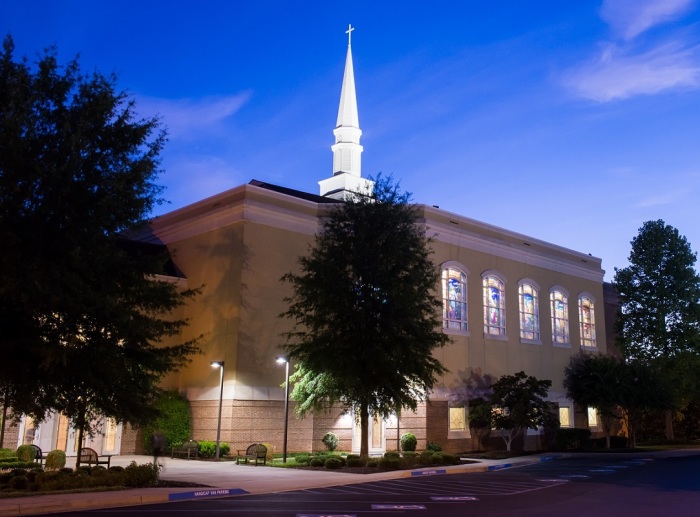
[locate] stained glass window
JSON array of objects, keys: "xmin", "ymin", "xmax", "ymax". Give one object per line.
[
  {"xmin": 559, "ymin": 406, "xmax": 572, "ymax": 428},
  {"xmin": 519, "ymin": 283, "xmax": 539, "ymax": 340},
  {"xmin": 550, "ymin": 289, "xmax": 569, "ymax": 344},
  {"xmin": 579, "ymin": 296, "xmax": 596, "ymax": 347},
  {"xmin": 449, "ymin": 407, "xmax": 466, "ymax": 431},
  {"xmin": 588, "ymin": 407, "xmax": 598, "ymax": 428},
  {"xmin": 483, "ymin": 275, "xmax": 505, "ymax": 336},
  {"xmin": 442, "ymin": 267, "xmax": 467, "ymax": 331}
]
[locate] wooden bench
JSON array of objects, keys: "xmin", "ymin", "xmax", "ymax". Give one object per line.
[
  {"xmin": 236, "ymin": 443, "xmax": 267, "ymax": 465},
  {"xmin": 171, "ymin": 440, "xmax": 199, "ymax": 460},
  {"xmin": 29, "ymin": 444, "xmax": 45, "ymax": 465},
  {"xmin": 78, "ymin": 447, "xmax": 112, "ymax": 468}
]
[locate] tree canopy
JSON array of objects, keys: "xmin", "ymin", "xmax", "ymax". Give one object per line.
[
  {"xmin": 614, "ymin": 219, "xmax": 700, "ymax": 361},
  {"xmin": 280, "ymin": 176, "xmax": 449, "ymax": 458},
  {"xmin": 614, "ymin": 220, "xmax": 700, "ymax": 438},
  {"xmin": 0, "ymin": 36, "xmax": 199, "ymax": 438},
  {"xmin": 488, "ymin": 371, "xmax": 555, "ymax": 451}
]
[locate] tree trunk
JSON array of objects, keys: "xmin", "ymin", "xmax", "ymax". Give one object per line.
[
  {"xmin": 0, "ymin": 398, "xmax": 7, "ymax": 448},
  {"xmin": 665, "ymin": 409, "xmax": 674, "ymax": 440},
  {"xmin": 360, "ymin": 402, "xmax": 369, "ymax": 460}
]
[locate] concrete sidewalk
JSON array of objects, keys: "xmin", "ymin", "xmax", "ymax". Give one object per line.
[{"xmin": 0, "ymin": 453, "xmax": 539, "ymax": 516}]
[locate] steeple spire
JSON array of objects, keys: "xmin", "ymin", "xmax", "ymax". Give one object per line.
[{"xmin": 319, "ymin": 24, "xmax": 373, "ymax": 199}]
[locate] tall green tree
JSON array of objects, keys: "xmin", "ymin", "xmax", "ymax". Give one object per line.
[
  {"xmin": 280, "ymin": 176, "xmax": 449, "ymax": 458},
  {"xmin": 488, "ymin": 371, "xmax": 555, "ymax": 451},
  {"xmin": 0, "ymin": 36, "xmax": 199, "ymax": 443},
  {"xmin": 564, "ymin": 353, "xmax": 622, "ymax": 448},
  {"xmin": 614, "ymin": 220, "xmax": 700, "ymax": 438}
]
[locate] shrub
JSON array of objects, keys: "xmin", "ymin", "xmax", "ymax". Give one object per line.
[
  {"xmin": 45, "ymin": 450, "xmax": 66, "ymax": 470},
  {"xmin": 400, "ymin": 453, "xmax": 418, "ymax": 469},
  {"xmin": 400, "ymin": 432, "xmax": 417, "ymax": 452},
  {"xmin": 418, "ymin": 451, "xmax": 434, "ymax": 465},
  {"xmin": 379, "ymin": 457, "xmax": 400, "ymax": 470},
  {"xmin": 431, "ymin": 453, "xmax": 444, "ymax": 465},
  {"xmin": 16, "ymin": 445, "xmax": 35, "ymax": 462},
  {"xmin": 198, "ymin": 441, "xmax": 230, "ymax": 458},
  {"xmin": 426, "ymin": 441, "xmax": 442, "ymax": 452},
  {"xmin": 309, "ymin": 458, "xmax": 324, "ymax": 467},
  {"xmin": 346, "ymin": 457, "xmax": 365, "ymax": 468},
  {"xmin": 366, "ymin": 459, "xmax": 378, "ymax": 468},
  {"xmin": 321, "ymin": 432, "xmax": 339, "ymax": 452},
  {"xmin": 324, "ymin": 457, "xmax": 342, "ymax": 469},
  {"xmin": 260, "ymin": 443, "xmax": 274, "ymax": 462},
  {"xmin": 555, "ymin": 428, "xmax": 591, "ymax": 451},
  {"xmin": 384, "ymin": 450, "xmax": 400, "ymax": 459},
  {"xmin": 143, "ymin": 390, "xmax": 192, "ymax": 453},
  {"xmin": 9, "ymin": 475, "xmax": 28, "ymax": 490},
  {"xmin": 122, "ymin": 461, "xmax": 160, "ymax": 488},
  {"xmin": 441, "ymin": 453, "xmax": 458, "ymax": 465},
  {"xmin": 294, "ymin": 453, "xmax": 310, "ymax": 466}
]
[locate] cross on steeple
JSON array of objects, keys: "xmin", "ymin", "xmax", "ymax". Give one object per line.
[{"xmin": 346, "ymin": 24, "xmax": 354, "ymax": 46}]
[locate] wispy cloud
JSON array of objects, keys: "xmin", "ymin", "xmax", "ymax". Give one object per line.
[
  {"xmin": 137, "ymin": 93, "xmax": 252, "ymax": 139},
  {"xmin": 600, "ymin": 0, "xmax": 695, "ymax": 40},
  {"xmin": 563, "ymin": 40, "xmax": 700, "ymax": 101},
  {"xmin": 563, "ymin": 0, "xmax": 700, "ymax": 101}
]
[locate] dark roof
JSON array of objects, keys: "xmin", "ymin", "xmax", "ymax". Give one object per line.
[{"xmin": 249, "ymin": 179, "xmax": 342, "ymax": 204}]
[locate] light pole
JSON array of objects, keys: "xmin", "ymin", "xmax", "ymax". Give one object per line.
[
  {"xmin": 276, "ymin": 356, "xmax": 290, "ymax": 463},
  {"xmin": 211, "ymin": 361, "xmax": 225, "ymax": 461}
]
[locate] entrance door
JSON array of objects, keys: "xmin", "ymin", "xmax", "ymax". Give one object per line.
[
  {"xmin": 18, "ymin": 414, "xmax": 57, "ymax": 452},
  {"xmin": 101, "ymin": 418, "xmax": 122, "ymax": 455},
  {"xmin": 352, "ymin": 415, "xmax": 386, "ymax": 455}
]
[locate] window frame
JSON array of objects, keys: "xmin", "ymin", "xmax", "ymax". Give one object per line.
[
  {"xmin": 441, "ymin": 262, "xmax": 469, "ymax": 334},
  {"xmin": 518, "ymin": 279, "xmax": 541, "ymax": 343},
  {"xmin": 578, "ymin": 293, "xmax": 597, "ymax": 348},
  {"xmin": 483, "ymin": 271, "xmax": 506, "ymax": 337},
  {"xmin": 550, "ymin": 287, "xmax": 570, "ymax": 346}
]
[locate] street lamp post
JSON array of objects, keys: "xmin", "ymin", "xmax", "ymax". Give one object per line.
[
  {"xmin": 276, "ymin": 356, "xmax": 290, "ymax": 463},
  {"xmin": 211, "ymin": 361, "xmax": 225, "ymax": 461}
]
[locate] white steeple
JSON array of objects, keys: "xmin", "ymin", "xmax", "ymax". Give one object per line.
[{"xmin": 319, "ymin": 24, "xmax": 373, "ymax": 200}]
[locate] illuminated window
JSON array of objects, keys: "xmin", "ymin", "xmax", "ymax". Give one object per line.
[
  {"xmin": 483, "ymin": 273, "xmax": 506, "ymax": 336},
  {"xmin": 449, "ymin": 407, "xmax": 466, "ymax": 431},
  {"xmin": 550, "ymin": 288, "xmax": 569, "ymax": 344},
  {"xmin": 559, "ymin": 406, "xmax": 572, "ymax": 428},
  {"xmin": 579, "ymin": 295, "xmax": 596, "ymax": 348},
  {"xmin": 588, "ymin": 407, "xmax": 598, "ymax": 428},
  {"xmin": 519, "ymin": 281, "xmax": 540, "ymax": 341},
  {"xmin": 442, "ymin": 266, "xmax": 468, "ymax": 331}
]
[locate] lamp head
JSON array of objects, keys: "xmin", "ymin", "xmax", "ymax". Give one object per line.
[
  {"xmin": 211, "ymin": 361, "xmax": 224, "ymax": 368},
  {"xmin": 276, "ymin": 356, "xmax": 288, "ymax": 364}
]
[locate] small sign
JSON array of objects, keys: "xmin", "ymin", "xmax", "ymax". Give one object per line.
[
  {"xmin": 487, "ymin": 463, "xmax": 512, "ymax": 471},
  {"xmin": 168, "ymin": 488, "xmax": 249, "ymax": 501},
  {"xmin": 372, "ymin": 504, "xmax": 427, "ymax": 510},
  {"xmin": 431, "ymin": 496, "xmax": 478, "ymax": 501},
  {"xmin": 297, "ymin": 514, "xmax": 356, "ymax": 517},
  {"xmin": 411, "ymin": 469, "xmax": 447, "ymax": 476}
]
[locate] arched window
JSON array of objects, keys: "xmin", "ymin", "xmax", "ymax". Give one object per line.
[
  {"xmin": 579, "ymin": 294, "xmax": 596, "ymax": 348},
  {"xmin": 550, "ymin": 288, "xmax": 569, "ymax": 344},
  {"xmin": 519, "ymin": 281, "xmax": 540, "ymax": 341},
  {"xmin": 442, "ymin": 266, "xmax": 468, "ymax": 331},
  {"xmin": 483, "ymin": 273, "xmax": 506, "ymax": 336}
]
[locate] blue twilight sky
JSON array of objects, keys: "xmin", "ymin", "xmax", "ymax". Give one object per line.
[{"xmin": 2, "ymin": 0, "xmax": 700, "ymax": 280}]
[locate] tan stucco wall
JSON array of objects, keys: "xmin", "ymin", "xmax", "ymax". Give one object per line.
[{"xmin": 141, "ymin": 184, "xmax": 608, "ymax": 454}]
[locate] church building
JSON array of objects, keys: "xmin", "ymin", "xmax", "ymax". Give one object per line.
[{"xmin": 12, "ymin": 27, "xmax": 607, "ymax": 456}]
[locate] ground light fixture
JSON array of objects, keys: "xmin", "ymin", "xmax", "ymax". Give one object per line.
[
  {"xmin": 276, "ymin": 356, "xmax": 290, "ymax": 463},
  {"xmin": 211, "ymin": 361, "xmax": 225, "ymax": 460}
]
